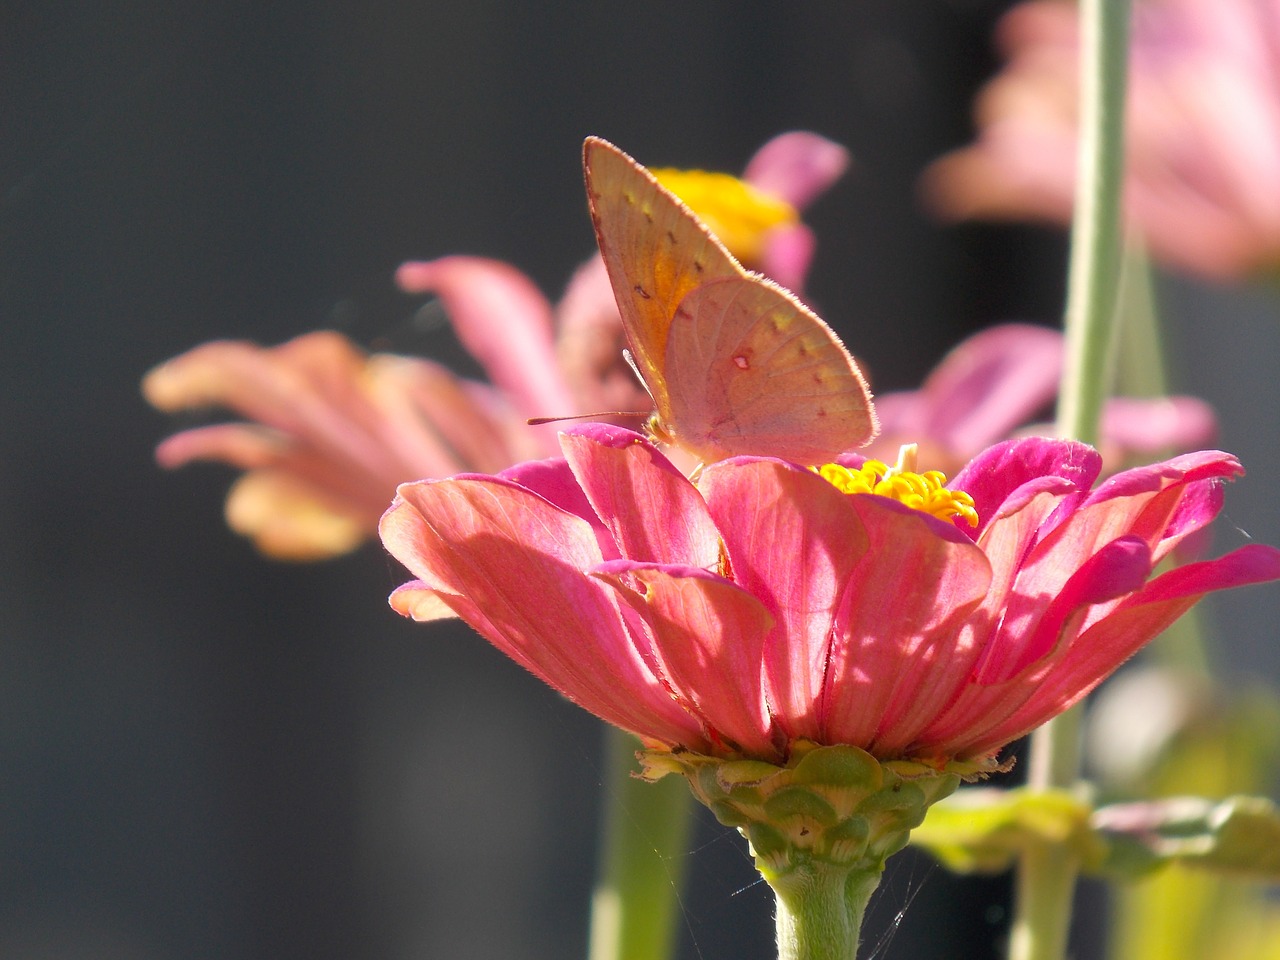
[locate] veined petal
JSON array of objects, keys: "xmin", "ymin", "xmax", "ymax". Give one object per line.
[
  {"xmin": 561, "ymin": 424, "xmax": 720, "ymax": 568},
  {"xmin": 972, "ymin": 535, "xmax": 1153, "ymax": 684},
  {"xmin": 821, "ymin": 495, "xmax": 992, "ymax": 755},
  {"xmin": 498, "ymin": 455, "xmax": 619, "ymax": 561},
  {"xmin": 380, "ymin": 476, "xmax": 703, "ymax": 747},
  {"xmin": 956, "ymin": 544, "xmax": 1280, "ymax": 759},
  {"xmin": 1013, "ymin": 451, "xmax": 1244, "ymax": 612},
  {"xmin": 700, "ymin": 459, "xmax": 868, "ymax": 742},
  {"xmin": 951, "ymin": 437, "xmax": 1101, "ymax": 540},
  {"xmin": 1080, "ymin": 450, "xmax": 1243, "ymax": 513},
  {"xmin": 596, "ymin": 561, "xmax": 776, "ymax": 758}
]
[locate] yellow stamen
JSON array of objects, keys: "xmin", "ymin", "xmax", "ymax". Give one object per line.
[
  {"xmin": 653, "ymin": 168, "xmax": 797, "ymax": 265},
  {"xmin": 813, "ymin": 444, "xmax": 979, "ymax": 527}
]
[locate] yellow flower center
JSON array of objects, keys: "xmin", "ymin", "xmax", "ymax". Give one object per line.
[
  {"xmin": 653, "ymin": 168, "xmax": 797, "ymax": 265},
  {"xmin": 813, "ymin": 444, "xmax": 979, "ymax": 527}
]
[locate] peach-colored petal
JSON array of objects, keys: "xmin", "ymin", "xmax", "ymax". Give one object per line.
[
  {"xmin": 388, "ymin": 580, "xmax": 462, "ymax": 622},
  {"xmin": 144, "ymin": 331, "xmax": 549, "ymax": 558},
  {"xmin": 223, "ymin": 470, "xmax": 369, "ymax": 560}
]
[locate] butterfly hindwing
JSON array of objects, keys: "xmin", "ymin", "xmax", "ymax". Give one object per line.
[{"xmin": 663, "ymin": 275, "xmax": 876, "ymax": 462}]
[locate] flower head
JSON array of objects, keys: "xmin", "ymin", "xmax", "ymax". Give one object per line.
[
  {"xmin": 144, "ymin": 133, "xmax": 848, "ymax": 559},
  {"xmin": 922, "ymin": 0, "xmax": 1280, "ymax": 280},
  {"xmin": 380, "ymin": 423, "xmax": 1280, "ymax": 770}
]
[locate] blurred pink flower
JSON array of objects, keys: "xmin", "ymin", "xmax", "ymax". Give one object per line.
[
  {"xmin": 922, "ymin": 0, "xmax": 1280, "ymax": 280},
  {"xmin": 380, "ymin": 423, "xmax": 1280, "ymax": 767},
  {"xmin": 869, "ymin": 323, "xmax": 1217, "ymax": 473},
  {"xmin": 143, "ymin": 133, "xmax": 848, "ymax": 559}
]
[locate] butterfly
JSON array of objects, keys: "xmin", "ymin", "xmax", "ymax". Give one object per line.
[{"xmin": 583, "ymin": 137, "xmax": 878, "ymax": 465}]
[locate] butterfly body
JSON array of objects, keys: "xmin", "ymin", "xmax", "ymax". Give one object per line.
[{"xmin": 583, "ymin": 137, "xmax": 877, "ymax": 465}]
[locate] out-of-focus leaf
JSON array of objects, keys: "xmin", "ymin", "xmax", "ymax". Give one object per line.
[
  {"xmin": 911, "ymin": 787, "xmax": 1102, "ymax": 873},
  {"xmin": 1092, "ymin": 795, "xmax": 1280, "ymax": 880}
]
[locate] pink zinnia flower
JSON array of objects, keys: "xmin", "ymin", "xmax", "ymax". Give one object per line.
[
  {"xmin": 869, "ymin": 323, "xmax": 1217, "ymax": 474},
  {"xmin": 922, "ymin": 0, "xmax": 1280, "ymax": 280},
  {"xmin": 143, "ymin": 132, "xmax": 848, "ymax": 559},
  {"xmin": 380, "ymin": 423, "xmax": 1280, "ymax": 768}
]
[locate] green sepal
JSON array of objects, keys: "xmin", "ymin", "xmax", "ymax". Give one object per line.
[
  {"xmin": 910, "ymin": 786, "xmax": 1103, "ymax": 874},
  {"xmin": 1092, "ymin": 795, "xmax": 1280, "ymax": 881},
  {"xmin": 638, "ymin": 741, "xmax": 961, "ymax": 882}
]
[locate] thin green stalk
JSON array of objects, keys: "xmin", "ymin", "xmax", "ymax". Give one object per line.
[
  {"xmin": 1007, "ymin": 840, "xmax": 1078, "ymax": 960},
  {"xmin": 773, "ymin": 864, "xmax": 879, "ymax": 960},
  {"xmin": 1019, "ymin": 0, "xmax": 1131, "ymax": 958},
  {"xmin": 1054, "ymin": 0, "xmax": 1132, "ymax": 450},
  {"xmin": 588, "ymin": 725, "xmax": 695, "ymax": 960}
]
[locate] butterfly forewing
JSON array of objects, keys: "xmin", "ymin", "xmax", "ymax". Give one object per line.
[
  {"xmin": 662, "ymin": 276, "xmax": 877, "ymax": 463},
  {"xmin": 583, "ymin": 138, "xmax": 741, "ymax": 412}
]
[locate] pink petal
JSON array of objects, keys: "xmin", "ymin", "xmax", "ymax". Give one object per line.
[
  {"xmin": 743, "ymin": 131, "xmax": 851, "ymax": 211},
  {"xmin": 700, "ymin": 459, "xmax": 869, "ymax": 742},
  {"xmin": 973, "ymin": 534, "xmax": 1153, "ymax": 684},
  {"xmin": 908, "ymin": 324, "xmax": 1063, "ymax": 455},
  {"xmin": 394, "ymin": 256, "xmax": 578, "ymax": 423},
  {"xmin": 821, "ymin": 495, "xmax": 992, "ymax": 755},
  {"xmin": 962, "ymin": 544, "xmax": 1280, "ymax": 758},
  {"xmin": 560, "ymin": 424, "xmax": 720, "ymax": 568},
  {"xmin": 379, "ymin": 476, "xmax": 703, "ymax": 747},
  {"xmin": 596, "ymin": 561, "xmax": 777, "ymax": 758},
  {"xmin": 951, "ymin": 437, "xmax": 1101, "ymax": 540},
  {"xmin": 496, "ymin": 455, "xmax": 619, "ymax": 561},
  {"xmin": 1100, "ymin": 396, "xmax": 1218, "ymax": 454},
  {"xmin": 758, "ymin": 223, "xmax": 817, "ymax": 294},
  {"xmin": 153, "ymin": 422, "xmax": 285, "ymax": 470},
  {"xmin": 1081, "ymin": 450, "xmax": 1243, "ymax": 510}
]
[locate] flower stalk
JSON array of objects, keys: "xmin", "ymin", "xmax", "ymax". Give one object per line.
[
  {"xmin": 1021, "ymin": 0, "xmax": 1132, "ymax": 958},
  {"xmin": 588, "ymin": 726, "xmax": 695, "ymax": 960}
]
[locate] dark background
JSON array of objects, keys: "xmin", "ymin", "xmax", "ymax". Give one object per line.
[{"xmin": 4, "ymin": 1, "xmax": 1277, "ymax": 958}]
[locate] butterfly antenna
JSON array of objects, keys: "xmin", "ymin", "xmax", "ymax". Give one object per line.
[{"xmin": 527, "ymin": 411, "xmax": 649, "ymax": 426}]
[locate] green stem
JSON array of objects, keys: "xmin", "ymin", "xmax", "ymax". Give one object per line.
[
  {"xmin": 1055, "ymin": 0, "xmax": 1131, "ymax": 448},
  {"xmin": 1007, "ymin": 840, "xmax": 1078, "ymax": 960},
  {"xmin": 772, "ymin": 862, "xmax": 879, "ymax": 960},
  {"xmin": 1019, "ymin": 0, "xmax": 1131, "ymax": 958},
  {"xmin": 588, "ymin": 725, "xmax": 695, "ymax": 960}
]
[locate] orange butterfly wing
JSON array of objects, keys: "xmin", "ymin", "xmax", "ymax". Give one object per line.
[{"xmin": 583, "ymin": 137, "xmax": 877, "ymax": 463}]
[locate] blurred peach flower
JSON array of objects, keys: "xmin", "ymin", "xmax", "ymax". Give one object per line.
[
  {"xmin": 143, "ymin": 133, "xmax": 849, "ymax": 559},
  {"xmin": 922, "ymin": 0, "xmax": 1280, "ymax": 280},
  {"xmin": 869, "ymin": 323, "xmax": 1217, "ymax": 473}
]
